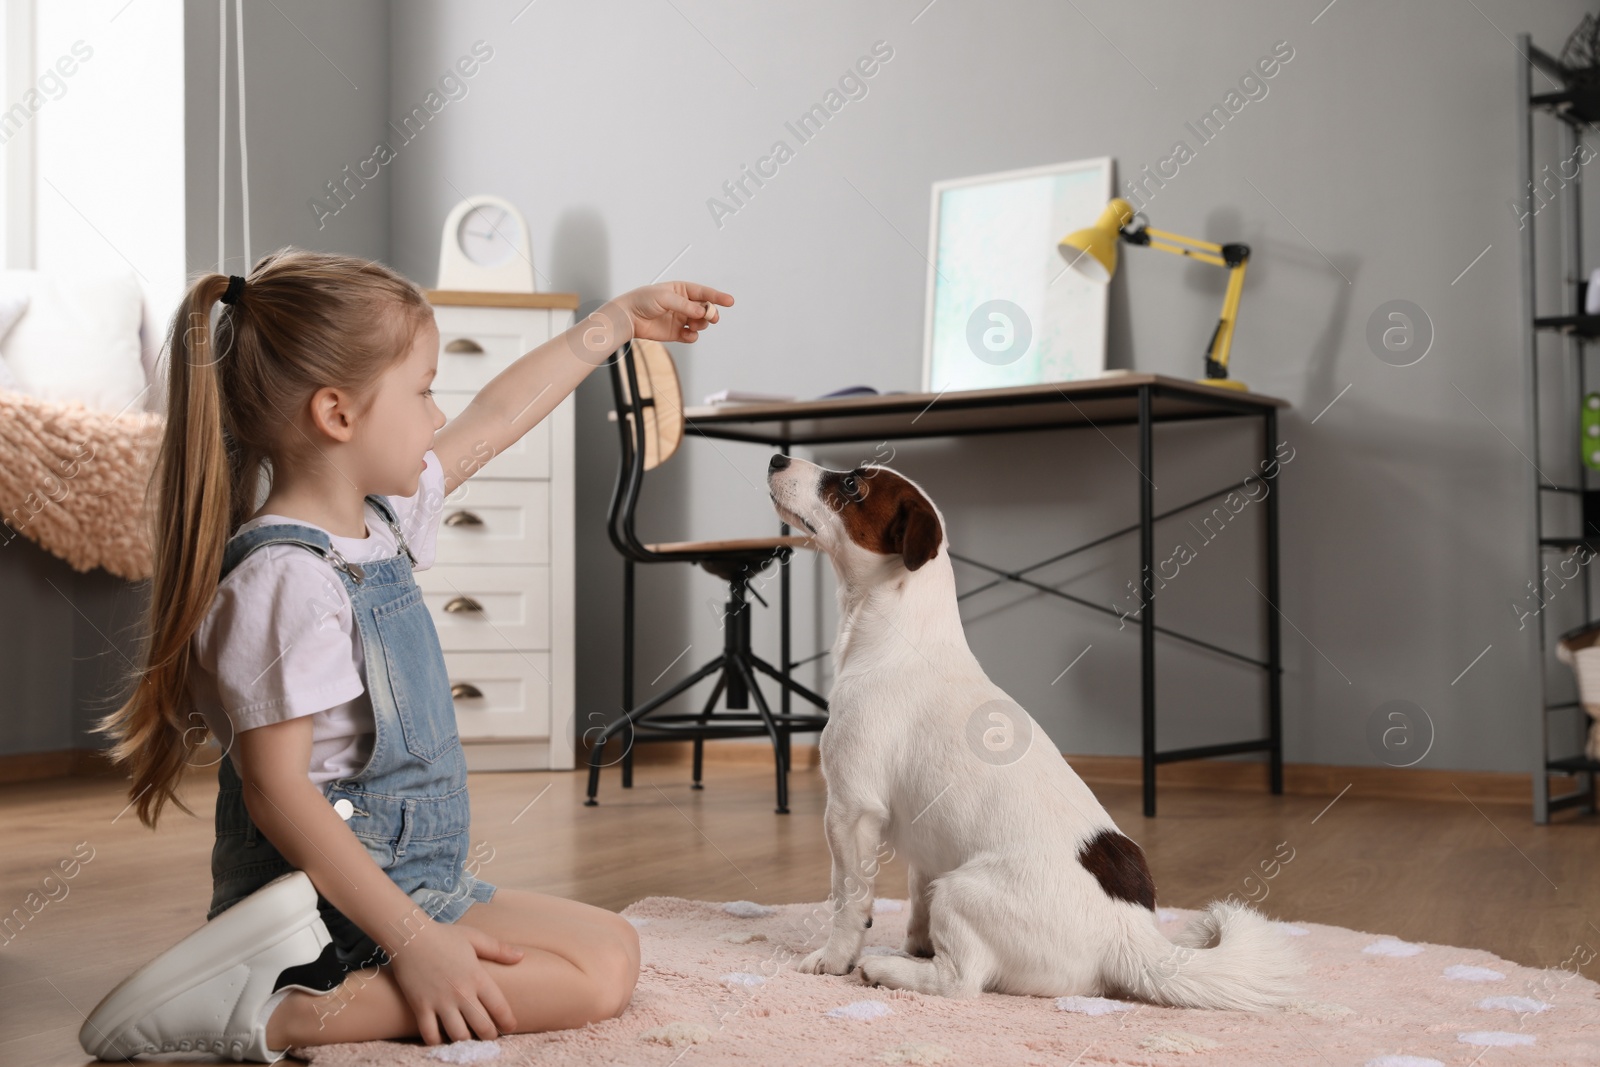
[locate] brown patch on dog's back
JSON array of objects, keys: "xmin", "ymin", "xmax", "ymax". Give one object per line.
[
  {"xmin": 820, "ymin": 466, "xmax": 942, "ymax": 570},
  {"xmin": 1077, "ymin": 829, "xmax": 1156, "ymax": 909}
]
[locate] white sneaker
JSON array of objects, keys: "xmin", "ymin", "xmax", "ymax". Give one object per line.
[{"xmin": 80, "ymin": 870, "xmax": 346, "ymax": 1062}]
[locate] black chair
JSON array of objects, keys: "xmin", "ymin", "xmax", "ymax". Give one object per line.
[{"xmin": 586, "ymin": 337, "xmax": 829, "ymax": 813}]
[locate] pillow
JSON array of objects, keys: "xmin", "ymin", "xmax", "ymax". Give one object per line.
[{"xmin": 0, "ymin": 268, "xmax": 147, "ymax": 415}]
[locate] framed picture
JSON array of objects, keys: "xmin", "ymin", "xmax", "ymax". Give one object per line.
[{"xmin": 922, "ymin": 156, "xmax": 1113, "ymax": 392}]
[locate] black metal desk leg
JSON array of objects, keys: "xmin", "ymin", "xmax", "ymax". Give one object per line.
[
  {"xmin": 1139, "ymin": 386, "xmax": 1156, "ymax": 817},
  {"xmin": 1265, "ymin": 409, "xmax": 1284, "ymax": 795},
  {"xmin": 781, "ymin": 438, "xmax": 792, "ymax": 722},
  {"xmin": 622, "ymin": 556, "xmax": 634, "ymax": 789}
]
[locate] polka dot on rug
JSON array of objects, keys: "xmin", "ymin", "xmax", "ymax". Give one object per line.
[
  {"xmin": 716, "ymin": 930, "xmax": 768, "ymax": 944},
  {"xmin": 1442, "ymin": 964, "xmax": 1503, "ymax": 982},
  {"xmin": 876, "ymin": 1042, "xmax": 952, "ymax": 1064},
  {"xmin": 827, "ymin": 1000, "xmax": 894, "ymax": 1020},
  {"xmin": 873, "ymin": 898, "xmax": 905, "ymax": 913},
  {"xmin": 1477, "ymin": 996, "xmax": 1552, "ymax": 1014},
  {"xmin": 1363, "ymin": 937, "xmax": 1424, "ymax": 957},
  {"xmin": 722, "ymin": 900, "xmax": 776, "ymax": 918},
  {"xmin": 720, "ymin": 971, "xmax": 767, "ymax": 989},
  {"xmin": 1141, "ymin": 1031, "xmax": 1218, "ymax": 1053},
  {"xmin": 624, "ymin": 915, "xmax": 650, "ymax": 928},
  {"xmin": 640, "ymin": 1021, "xmax": 714, "ymax": 1047},
  {"xmin": 1055, "ymin": 995, "xmax": 1136, "ymax": 1016},
  {"xmin": 1363, "ymin": 1057, "xmax": 1444, "ymax": 1067},
  {"xmin": 426, "ymin": 1039, "xmax": 502, "ymax": 1063},
  {"xmin": 1457, "ymin": 1031, "xmax": 1537, "ymax": 1047}
]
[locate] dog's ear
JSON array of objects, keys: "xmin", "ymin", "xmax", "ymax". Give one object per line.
[{"xmin": 892, "ymin": 494, "xmax": 941, "ymax": 571}]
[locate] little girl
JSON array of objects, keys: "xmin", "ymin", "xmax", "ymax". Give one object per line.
[{"xmin": 84, "ymin": 247, "xmax": 732, "ymax": 1061}]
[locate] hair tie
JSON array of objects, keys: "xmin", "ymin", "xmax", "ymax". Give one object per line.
[{"xmin": 220, "ymin": 275, "xmax": 246, "ymax": 305}]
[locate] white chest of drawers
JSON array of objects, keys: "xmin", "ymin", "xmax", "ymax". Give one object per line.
[{"xmin": 421, "ymin": 290, "xmax": 578, "ymax": 771}]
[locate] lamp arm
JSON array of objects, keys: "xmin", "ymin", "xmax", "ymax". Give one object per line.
[
  {"xmin": 1128, "ymin": 225, "xmax": 1230, "ymax": 267},
  {"xmin": 1141, "ymin": 226, "xmax": 1225, "ymax": 255},
  {"xmin": 1115, "ymin": 211, "xmax": 1251, "ymax": 388},
  {"xmin": 1145, "ymin": 241, "xmax": 1229, "ymax": 268},
  {"xmin": 1206, "ymin": 259, "xmax": 1249, "ymax": 379}
]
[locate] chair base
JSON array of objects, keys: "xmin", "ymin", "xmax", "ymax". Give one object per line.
[{"xmin": 585, "ymin": 648, "xmax": 827, "ymax": 814}]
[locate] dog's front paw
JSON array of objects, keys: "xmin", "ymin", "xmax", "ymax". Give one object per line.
[
  {"xmin": 860, "ymin": 954, "xmax": 921, "ymax": 990},
  {"xmin": 901, "ymin": 933, "xmax": 934, "ymax": 958},
  {"xmin": 796, "ymin": 943, "xmax": 858, "ymax": 976}
]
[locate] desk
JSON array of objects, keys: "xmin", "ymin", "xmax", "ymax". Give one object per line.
[{"xmin": 680, "ymin": 372, "xmax": 1291, "ymax": 817}]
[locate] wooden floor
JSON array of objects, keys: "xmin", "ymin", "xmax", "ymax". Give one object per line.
[{"xmin": 2, "ymin": 755, "xmax": 1596, "ymax": 1066}]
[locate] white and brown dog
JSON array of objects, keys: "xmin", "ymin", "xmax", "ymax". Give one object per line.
[{"xmin": 767, "ymin": 455, "xmax": 1300, "ymax": 1009}]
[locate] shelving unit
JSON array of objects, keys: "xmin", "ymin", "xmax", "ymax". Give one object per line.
[{"xmin": 1517, "ymin": 33, "xmax": 1600, "ymax": 823}]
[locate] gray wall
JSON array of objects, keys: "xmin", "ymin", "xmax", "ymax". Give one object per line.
[
  {"xmin": 8, "ymin": 0, "xmax": 1590, "ymax": 780},
  {"xmin": 183, "ymin": 0, "xmax": 392, "ymax": 293},
  {"xmin": 380, "ymin": 0, "xmax": 1593, "ymax": 776}
]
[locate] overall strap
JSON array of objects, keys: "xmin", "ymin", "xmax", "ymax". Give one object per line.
[
  {"xmin": 220, "ymin": 521, "xmax": 367, "ymax": 585},
  {"xmin": 364, "ymin": 493, "xmax": 417, "ymax": 567}
]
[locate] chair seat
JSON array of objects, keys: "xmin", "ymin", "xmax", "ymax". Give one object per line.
[{"xmin": 644, "ymin": 535, "xmax": 816, "ymax": 556}]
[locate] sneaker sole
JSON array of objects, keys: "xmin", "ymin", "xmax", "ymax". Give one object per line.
[{"xmin": 80, "ymin": 870, "xmax": 340, "ymax": 1060}]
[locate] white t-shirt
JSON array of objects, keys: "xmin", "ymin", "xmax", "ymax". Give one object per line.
[{"xmin": 189, "ymin": 450, "xmax": 447, "ymax": 785}]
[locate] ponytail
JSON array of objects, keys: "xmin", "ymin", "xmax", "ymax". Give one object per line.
[{"xmin": 89, "ymin": 274, "xmax": 235, "ymax": 828}]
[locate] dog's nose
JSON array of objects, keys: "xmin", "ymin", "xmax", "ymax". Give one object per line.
[{"xmin": 769, "ymin": 453, "xmax": 790, "ymax": 472}]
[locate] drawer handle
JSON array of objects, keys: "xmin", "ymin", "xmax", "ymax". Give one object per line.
[
  {"xmin": 451, "ymin": 683, "xmax": 485, "ymax": 700},
  {"xmin": 444, "ymin": 337, "xmax": 485, "ymax": 354},
  {"xmin": 444, "ymin": 510, "xmax": 485, "ymax": 527},
  {"xmin": 444, "ymin": 596, "xmax": 485, "ymax": 614}
]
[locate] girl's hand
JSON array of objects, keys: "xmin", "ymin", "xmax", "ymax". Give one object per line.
[
  {"xmin": 617, "ymin": 282, "xmax": 733, "ymax": 344},
  {"xmin": 386, "ymin": 920, "xmax": 525, "ymax": 1044}
]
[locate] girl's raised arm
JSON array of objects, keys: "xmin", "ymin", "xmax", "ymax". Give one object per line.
[{"xmin": 431, "ymin": 282, "xmax": 732, "ymax": 495}]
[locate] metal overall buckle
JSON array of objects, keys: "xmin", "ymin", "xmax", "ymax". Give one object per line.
[{"xmin": 325, "ymin": 544, "xmax": 365, "ymax": 583}]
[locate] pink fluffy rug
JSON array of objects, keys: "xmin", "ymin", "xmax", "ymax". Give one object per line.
[{"xmin": 291, "ymin": 896, "xmax": 1600, "ymax": 1066}]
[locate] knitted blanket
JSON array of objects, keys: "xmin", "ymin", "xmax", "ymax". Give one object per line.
[{"xmin": 0, "ymin": 389, "xmax": 161, "ymax": 580}]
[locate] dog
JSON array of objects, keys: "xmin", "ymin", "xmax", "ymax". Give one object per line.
[{"xmin": 766, "ymin": 455, "xmax": 1301, "ymax": 1009}]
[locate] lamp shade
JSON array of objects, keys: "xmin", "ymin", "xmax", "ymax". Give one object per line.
[{"xmin": 1057, "ymin": 197, "xmax": 1136, "ymax": 283}]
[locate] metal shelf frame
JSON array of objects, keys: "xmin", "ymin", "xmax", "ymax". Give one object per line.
[{"xmin": 1518, "ymin": 33, "xmax": 1600, "ymax": 823}]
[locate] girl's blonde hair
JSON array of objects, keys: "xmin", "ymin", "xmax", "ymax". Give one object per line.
[{"xmin": 93, "ymin": 246, "xmax": 434, "ymax": 829}]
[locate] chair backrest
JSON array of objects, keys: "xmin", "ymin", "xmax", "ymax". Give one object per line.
[
  {"xmin": 606, "ymin": 337, "xmax": 685, "ymax": 561},
  {"xmin": 614, "ymin": 337, "xmax": 683, "ymax": 470}
]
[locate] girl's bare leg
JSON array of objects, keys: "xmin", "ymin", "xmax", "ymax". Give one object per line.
[{"xmin": 266, "ymin": 888, "xmax": 640, "ymax": 1047}]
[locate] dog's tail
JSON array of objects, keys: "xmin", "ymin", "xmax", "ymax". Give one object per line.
[{"xmin": 1101, "ymin": 901, "xmax": 1304, "ymax": 1011}]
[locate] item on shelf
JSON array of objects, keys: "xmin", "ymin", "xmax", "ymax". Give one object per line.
[
  {"xmin": 1584, "ymin": 393, "xmax": 1600, "ymax": 470},
  {"xmin": 1561, "ymin": 13, "xmax": 1600, "ymax": 72},
  {"xmin": 1556, "ymin": 622, "xmax": 1600, "ymax": 761},
  {"xmin": 1059, "ymin": 198, "xmax": 1252, "ymax": 392},
  {"xmin": 1586, "ymin": 267, "xmax": 1600, "ymax": 315},
  {"xmin": 703, "ymin": 388, "xmax": 796, "ymax": 406},
  {"xmin": 816, "ymin": 385, "xmax": 879, "ymax": 399},
  {"xmin": 436, "ymin": 194, "xmax": 536, "ymax": 292}
]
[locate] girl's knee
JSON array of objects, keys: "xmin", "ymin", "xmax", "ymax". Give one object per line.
[
  {"xmin": 616, "ymin": 914, "xmax": 641, "ymax": 968},
  {"xmin": 589, "ymin": 920, "xmax": 640, "ymax": 1019}
]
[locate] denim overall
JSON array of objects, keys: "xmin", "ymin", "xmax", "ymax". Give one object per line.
[{"xmin": 206, "ymin": 492, "xmax": 496, "ymax": 975}]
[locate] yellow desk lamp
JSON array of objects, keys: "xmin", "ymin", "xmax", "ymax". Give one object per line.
[{"xmin": 1058, "ymin": 198, "xmax": 1251, "ymax": 392}]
